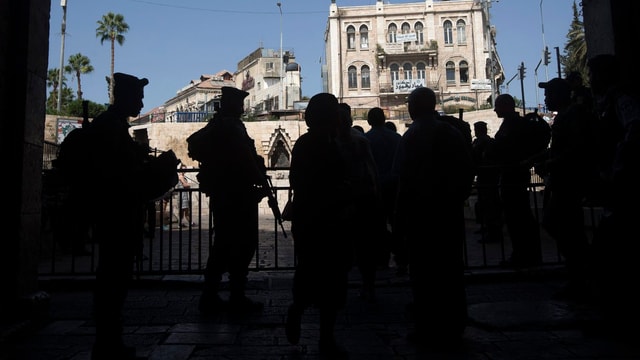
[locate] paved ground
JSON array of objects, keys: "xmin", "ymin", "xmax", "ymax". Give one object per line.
[{"xmin": 3, "ymin": 266, "xmax": 640, "ymax": 360}]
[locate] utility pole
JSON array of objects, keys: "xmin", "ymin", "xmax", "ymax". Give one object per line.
[
  {"xmin": 554, "ymin": 46, "xmax": 561, "ymax": 78},
  {"xmin": 534, "ymin": 58, "xmax": 542, "ymax": 110},
  {"xmin": 57, "ymin": 0, "xmax": 68, "ymax": 113},
  {"xmin": 482, "ymin": 0, "xmax": 496, "ymax": 106},
  {"xmin": 519, "ymin": 62, "xmax": 526, "ymax": 113},
  {"xmin": 539, "ymin": 0, "xmax": 549, "ymax": 81},
  {"xmin": 505, "ymin": 73, "xmax": 518, "ymax": 94},
  {"xmin": 277, "ymin": 2, "xmax": 284, "ymax": 110}
]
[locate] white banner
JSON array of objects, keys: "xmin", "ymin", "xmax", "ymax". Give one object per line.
[
  {"xmin": 394, "ymin": 79, "xmax": 425, "ymax": 93},
  {"xmin": 396, "ymin": 33, "xmax": 417, "ymax": 42}
]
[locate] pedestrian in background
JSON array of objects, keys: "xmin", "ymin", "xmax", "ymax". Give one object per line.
[
  {"xmin": 536, "ymin": 78, "xmax": 596, "ymax": 302},
  {"xmin": 337, "ymin": 102, "xmax": 382, "ymax": 302},
  {"xmin": 471, "ymin": 121, "xmax": 503, "ymax": 244},
  {"xmin": 393, "ymin": 87, "xmax": 474, "ymax": 347},
  {"xmin": 490, "ymin": 94, "xmax": 543, "ymax": 268},
  {"xmin": 587, "ymin": 54, "xmax": 640, "ymax": 336},
  {"xmin": 364, "ymin": 107, "xmax": 404, "ymax": 274},
  {"xmin": 177, "ymin": 163, "xmax": 196, "ymax": 228},
  {"xmin": 285, "ymin": 93, "xmax": 353, "ymax": 358}
]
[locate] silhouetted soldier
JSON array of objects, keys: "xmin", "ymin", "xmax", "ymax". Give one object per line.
[
  {"xmin": 393, "ymin": 87, "xmax": 474, "ymax": 347},
  {"xmin": 198, "ymin": 86, "xmax": 266, "ymax": 314},
  {"xmin": 89, "ymin": 73, "xmax": 178, "ymax": 360}
]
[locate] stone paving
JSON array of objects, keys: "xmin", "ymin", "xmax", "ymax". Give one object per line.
[{"xmin": 4, "ymin": 266, "xmax": 640, "ymax": 360}]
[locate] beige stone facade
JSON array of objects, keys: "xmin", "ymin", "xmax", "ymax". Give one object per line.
[
  {"xmin": 136, "ymin": 48, "xmax": 303, "ymax": 124},
  {"xmin": 324, "ymin": 0, "xmax": 504, "ymax": 119},
  {"xmin": 235, "ymin": 48, "xmax": 302, "ymax": 114}
]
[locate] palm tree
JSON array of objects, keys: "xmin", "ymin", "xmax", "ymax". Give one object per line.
[
  {"xmin": 563, "ymin": 1, "xmax": 587, "ymax": 79},
  {"xmin": 95, "ymin": 12, "xmax": 129, "ymax": 104},
  {"xmin": 47, "ymin": 68, "xmax": 67, "ymax": 110},
  {"xmin": 64, "ymin": 53, "xmax": 94, "ymax": 100}
]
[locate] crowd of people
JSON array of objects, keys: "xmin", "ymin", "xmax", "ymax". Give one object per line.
[{"xmin": 57, "ymin": 51, "xmax": 639, "ymax": 359}]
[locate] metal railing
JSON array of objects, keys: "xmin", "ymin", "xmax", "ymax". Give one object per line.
[{"xmin": 38, "ymin": 167, "xmax": 603, "ymax": 278}]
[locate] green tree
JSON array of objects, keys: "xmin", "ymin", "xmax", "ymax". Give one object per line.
[
  {"xmin": 46, "ymin": 69, "xmax": 75, "ymax": 114},
  {"xmin": 47, "ymin": 68, "xmax": 65, "ymax": 110},
  {"xmin": 64, "ymin": 53, "xmax": 94, "ymax": 100},
  {"xmin": 66, "ymin": 99, "xmax": 108, "ymax": 118},
  {"xmin": 562, "ymin": 1, "xmax": 587, "ymax": 80},
  {"xmin": 96, "ymin": 12, "xmax": 129, "ymax": 104},
  {"xmin": 50, "ymin": 88, "xmax": 76, "ymax": 115}
]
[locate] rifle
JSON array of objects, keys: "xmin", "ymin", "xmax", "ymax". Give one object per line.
[
  {"xmin": 261, "ymin": 174, "xmax": 287, "ymax": 238},
  {"xmin": 82, "ymin": 100, "xmax": 89, "ymax": 127}
]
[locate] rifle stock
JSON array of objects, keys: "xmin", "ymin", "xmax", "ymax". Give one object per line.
[
  {"xmin": 82, "ymin": 100, "xmax": 89, "ymax": 127},
  {"xmin": 262, "ymin": 175, "xmax": 287, "ymax": 238}
]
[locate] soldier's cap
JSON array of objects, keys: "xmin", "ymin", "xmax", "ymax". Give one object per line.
[
  {"xmin": 114, "ymin": 72, "xmax": 149, "ymax": 89},
  {"xmin": 221, "ymin": 86, "xmax": 249, "ymax": 112},
  {"xmin": 538, "ymin": 77, "xmax": 570, "ymax": 95},
  {"xmin": 474, "ymin": 121, "xmax": 488, "ymax": 129}
]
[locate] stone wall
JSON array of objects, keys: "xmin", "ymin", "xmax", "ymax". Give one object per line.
[{"xmin": 46, "ymin": 108, "xmax": 501, "ymax": 164}]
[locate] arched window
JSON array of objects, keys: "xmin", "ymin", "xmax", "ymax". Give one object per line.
[
  {"xmin": 388, "ymin": 23, "xmax": 397, "ymax": 43},
  {"xmin": 401, "ymin": 22, "xmax": 411, "ymax": 34},
  {"xmin": 459, "ymin": 60, "xmax": 469, "ymax": 83},
  {"xmin": 361, "ymin": 65, "xmax": 371, "ymax": 88},
  {"xmin": 446, "ymin": 61, "xmax": 456, "ymax": 83},
  {"xmin": 415, "ymin": 22, "xmax": 424, "ymax": 45},
  {"xmin": 390, "ymin": 63, "xmax": 400, "ymax": 82},
  {"xmin": 348, "ymin": 66, "xmax": 358, "ymax": 89},
  {"xmin": 444, "ymin": 20, "xmax": 453, "ymax": 45},
  {"xmin": 347, "ymin": 25, "xmax": 356, "ymax": 50},
  {"xmin": 403, "ymin": 62, "xmax": 413, "ymax": 80},
  {"xmin": 416, "ymin": 62, "xmax": 426, "ymax": 80},
  {"xmin": 359, "ymin": 25, "xmax": 369, "ymax": 49},
  {"xmin": 457, "ymin": 19, "xmax": 466, "ymax": 44}
]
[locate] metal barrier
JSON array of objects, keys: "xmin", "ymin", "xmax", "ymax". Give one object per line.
[{"xmin": 38, "ymin": 167, "xmax": 602, "ymax": 278}]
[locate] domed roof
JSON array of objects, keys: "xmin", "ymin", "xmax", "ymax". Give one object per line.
[{"xmin": 285, "ymin": 62, "xmax": 301, "ymax": 72}]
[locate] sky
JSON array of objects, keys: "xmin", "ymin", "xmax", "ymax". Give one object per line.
[{"xmin": 48, "ymin": 0, "xmax": 578, "ymax": 114}]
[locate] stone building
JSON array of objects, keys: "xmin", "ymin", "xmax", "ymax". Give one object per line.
[
  {"xmin": 324, "ymin": 0, "xmax": 504, "ymax": 119},
  {"xmin": 236, "ymin": 47, "xmax": 302, "ymax": 115},
  {"xmin": 137, "ymin": 47, "xmax": 303, "ymax": 126},
  {"xmin": 160, "ymin": 71, "xmax": 236, "ymax": 123}
]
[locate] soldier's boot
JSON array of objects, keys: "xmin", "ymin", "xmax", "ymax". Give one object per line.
[
  {"xmin": 228, "ymin": 279, "xmax": 263, "ymax": 313},
  {"xmin": 199, "ymin": 278, "xmax": 226, "ymax": 315}
]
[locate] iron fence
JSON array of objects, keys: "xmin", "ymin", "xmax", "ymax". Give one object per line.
[{"xmin": 39, "ymin": 166, "xmax": 604, "ymax": 279}]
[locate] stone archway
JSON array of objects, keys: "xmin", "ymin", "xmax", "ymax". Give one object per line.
[{"xmin": 266, "ymin": 126, "xmax": 293, "ymax": 168}]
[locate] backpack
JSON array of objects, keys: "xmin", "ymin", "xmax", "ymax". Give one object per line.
[
  {"xmin": 53, "ymin": 124, "xmax": 97, "ymax": 192},
  {"xmin": 186, "ymin": 115, "xmax": 219, "ymax": 164},
  {"xmin": 523, "ymin": 110, "xmax": 551, "ymax": 159}
]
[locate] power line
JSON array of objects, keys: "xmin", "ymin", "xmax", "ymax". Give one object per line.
[{"xmin": 131, "ymin": 0, "xmax": 325, "ymax": 15}]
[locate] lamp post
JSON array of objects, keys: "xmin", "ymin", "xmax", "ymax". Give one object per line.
[
  {"xmin": 277, "ymin": 2, "xmax": 284, "ymax": 110},
  {"xmin": 57, "ymin": 0, "xmax": 68, "ymax": 113},
  {"xmin": 539, "ymin": 0, "xmax": 548, "ymax": 81}
]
